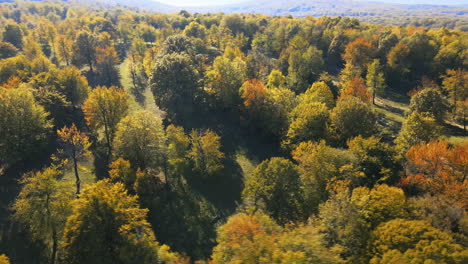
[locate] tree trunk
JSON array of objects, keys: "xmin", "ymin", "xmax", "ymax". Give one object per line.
[
  {"xmin": 73, "ymin": 148, "xmax": 80, "ymax": 197},
  {"xmin": 50, "ymin": 228, "xmax": 58, "ymax": 264}
]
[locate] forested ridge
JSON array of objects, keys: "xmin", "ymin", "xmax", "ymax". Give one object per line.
[{"xmin": 0, "ymin": 1, "xmax": 467, "ymax": 263}]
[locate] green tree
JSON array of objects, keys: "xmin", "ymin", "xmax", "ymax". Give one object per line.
[
  {"xmin": 442, "ymin": 69, "xmax": 468, "ymax": 130},
  {"xmin": 0, "ymin": 42, "xmax": 18, "ymax": 59},
  {"xmin": 284, "ymin": 102, "xmax": 330, "ymax": 148},
  {"xmin": 366, "ymin": 59, "xmax": 386, "ymax": 105},
  {"xmin": 263, "ymin": 86, "xmax": 298, "ymax": 137},
  {"xmin": 318, "ymin": 181, "xmax": 369, "ymax": 262},
  {"xmin": 287, "ymin": 46, "xmax": 324, "ymax": 93},
  {"xmin": 73, "ymin": 31, "xmax": 96, "ymax": 72},
  {"xmin": 2, "ymin": 23, "xmax": 23, "ymax": 49},
  {"xmin": 266, "ymin": 69, "xmax": 286, "ymax": 89},
  {"xmin": 165, "ymin": 125, "xmax": 191, "ymax": 183},
  {"xmin": 409, "ymin": 88, "xmax": 449, "ymax": 124},
  {"xmin": 395, "ymin": 112, "xmax": 443, "ymax": 154},
  {"xmin": 242, "ymin": 158, "xmax": 304, "ymax": 224},
  {"xmin": 61, "ymin": 179, "xmax": 160, "ymax": 264},
  {"xmin": 0, "ymin": 87, "xmax": 52, "ymax": 167},
  {"xmin": 330, "ymin": 97, "xmax": 377, "ymax": 143},
  {"xmin": 113, "ymin": 110, "xmax": 166, "ymax": 170},
  {"xmin": 183, "ymin": 21, "xmax": 207, "ymax": 39},
  {"xmin": 206, "ymin": 48, "xmax": 247, "ymax": 108},
  {"xmin": 56, "ymin": 66, "xmax": 90, "ymax": 106},
  {"xmin": 188, "ymin": 129, "xmax": 225, "ymax": 176},
  {"xmin": 150, "ymin": 53, "xmax": 200, "ymax": 122},
  {"xmin": 347, "ymin": 136, "xmax": 400, "ymax": 185},
  {"xmin": 292, "ymin": 141, "xmax": 359, "ymax": 213},
  {"xmin": 299, "ymin": 81, "xmax": 335, "ymax": 109},
  {"xmin": 13, "ymin": 166, "xmax": 73, "ymax": 264}
]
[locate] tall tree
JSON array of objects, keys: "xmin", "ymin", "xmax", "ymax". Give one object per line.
[
  {"xmin": 55, "ymin": 34, "xmax": 74, "ymax": 66},
  {"xmin": 188, "ymin": 129, "xmax": 224, "ymax": 176},
  {"xmin": 2, "ymin": 23, "xmax": 23, "ymax": 49},
  {"xmin": 95, "ymin": 45, "xmax": 121, "ymax": 87},
  {"xmin": 150, "ymin": 53, "xmax": 201, "ymax": 122},
  {"xmin": 366, "ymin": 59, "xmax": 386, "ymax": 104},
  {"xmin": 82, "ymin": 86, "xmax": 130, "ymax": 160},
  {"xmin": 113, "ymin": 110, "xmax": 166, "ymax": 171},
  {"xmin": 442, "ymin": 69, "xmax": 468, "ymax": 130},
  {"xmin": 60, "ymin": 179, "xmax": 160, "ymax": 264},
  {"xmin": 0, "ymin": 87, "xmax": 52, "ymax": 168},
  {"xmin": 342, "ymin": 38, "xmax": 375, "ymax": 73},
  {"xmin": 287, "ymin": 46, "xmax": 324, "ymax": 93},
  {"xmin": 284, "ymin": 102, "xmax": 330, "ymax": 148},
  {"xmin": 409, "ymin": 88, "xmax": 449, "ymax": 124},
  {"xmin": 57, "ymin": 124, "xmax": 91, "ymax": 196},
  {"xmin": 13, "ymin": 166, "xmax": 73, "ymax": 264},
  {"xmin": 395, "ymin": 112, "xmax": 443, "ymax": 154},
  {"xmin": 330, "ymin": 97, "xmax": 377, "ymax": 142},
  {"xmin": 73, "ymin": 31, "xmax": 96, "ymax": 72},
  {"xmin": 242, "ymin": 157, "xmax": 305, "ymax": 223},
  {"xmin": 206, "ymin": 48, "xmax": 247, "ymax": 108}
]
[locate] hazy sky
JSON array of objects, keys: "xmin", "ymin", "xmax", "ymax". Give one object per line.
[{"xmin": 155, "ymin": 0, "xmax": 245, "ymax": 6}]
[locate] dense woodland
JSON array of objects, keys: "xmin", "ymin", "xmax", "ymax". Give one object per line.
[{"xmin": 0, "ymin": 1, "xmax": 467, "ymax": 263}]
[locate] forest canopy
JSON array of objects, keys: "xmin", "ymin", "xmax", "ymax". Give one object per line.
[{"xmin": 0, "ymin": 1, "xmax": 466, "ymax": 263}]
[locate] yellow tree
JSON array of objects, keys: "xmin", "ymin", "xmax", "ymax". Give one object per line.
[
  {"xmin": 60, "ymin": 179, "xmax": 160, "ymax": 264},
  {"xmin": 55, "ymin": 34, "xmax": 74, "ymax": 66},
  {"xmin": 82, "ymin": 86, "xmax": 129, "ymax": 160},
  {"xmin": 0, "ymin": 87, "xmax": 52, "ymax": 168},
  {"xmin": 113, "ymin": 110, "xmax": 166, "ymax": 171},
  {"xmin": 57, "ymin": 123, "xmax": 92, "ymax": 196},
  {"xmin": 13, "ymin": 166, "xmax": 74, "ymax": 264},
  {"xmin": 0, "ymin": 255, "xmax": 9, "ymax": 264}
]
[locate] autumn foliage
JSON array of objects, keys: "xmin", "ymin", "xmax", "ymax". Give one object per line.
[{"xmin": 403, "ymin": 141, "xmax": 468, "ymax": 208}]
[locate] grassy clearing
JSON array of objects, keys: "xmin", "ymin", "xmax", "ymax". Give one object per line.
[
  {"xmin": 235, "ymin": 150, "xmax": 258, "ymax": 180},
  {"xmin": 61, "ymin": 159, "xmax": 96, "ymax": 188}
]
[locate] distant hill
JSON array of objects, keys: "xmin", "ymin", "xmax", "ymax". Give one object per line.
[
  {"xmin": 66, "ymin": 0, "xmax": 467, "ymax": 18},
  {"xmin": 175, "ymin": 0, "xmax": 467, "ymax": 17}
]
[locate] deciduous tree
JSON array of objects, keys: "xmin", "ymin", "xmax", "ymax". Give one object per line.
[
  {"xmin": 0, "ymin": 87, "xmax": 52, "ymax": 167},
  {"xmin": 366, "ymin": 59, "xmax": 386, "ymax": 104},
  {"xmin": 61, "ymin": 179, "xmax": 160, "ymax": 264},
  {"xmin": 330, "ymin": 97, "xmax": 377, "ymax": 142},
  {"xmin": 113, "ymin": 110, "xmax": 166, "ymax": 170},
  {"xmin": 13, "ymin": 166, "xmax": 73, "ymax": 264},
  {"xmin": 150, "ymin": 53, "xmax": 201, "ymax": 122},
  {"xmin": 57, "ymin": 123, "xmax": 92, "ymax": 196},
  {"xmin": 242, "ymin": 158, "xmax": 305, "ymax": 224},
  {"xmin": 188, "ymin": 129, "xmax": 224, "ymax": 176},
  {"xmin": 82, "ymin": 86, "xmax": 130, "ymax": 159}
]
